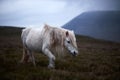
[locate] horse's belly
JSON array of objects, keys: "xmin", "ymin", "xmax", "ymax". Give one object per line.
[
  {"xmin": 26, "ymin": 41, "xmax": 43, "ymax": 52},
  {"xmin": 25, "ymin": 32, "xmax": 43, "ymax": 52}
]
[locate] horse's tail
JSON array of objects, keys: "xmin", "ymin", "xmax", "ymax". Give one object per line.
[{"xmin": 21, "ymin": 28, "xmax": 31, "ymax": 47}]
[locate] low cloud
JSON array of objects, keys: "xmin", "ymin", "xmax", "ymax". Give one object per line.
[{"xmin": 0, "ymin": 0, "xmax": 120, "ymax": 27}]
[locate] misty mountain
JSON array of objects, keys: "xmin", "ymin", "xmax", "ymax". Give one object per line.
[{"xmin": 63, "ymin": 11, "xmax": 120, "ymax": 43}]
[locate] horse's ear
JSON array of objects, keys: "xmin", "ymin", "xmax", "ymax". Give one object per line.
[
  {"xmin": 44, "ymin": 24, "xmax": 49, "ymax": 29},
  {"xmin": 44, "ymin": 23, "xmax": 48, "ymax": 27},
  {"xmin": 66, "ymin": 31, "xmax": 69, "ymax": 37}
]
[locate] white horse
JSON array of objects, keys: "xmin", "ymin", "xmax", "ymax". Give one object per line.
[{"xmin": 20, "ymin": 24, "xmax": 78, "ymax": 68}]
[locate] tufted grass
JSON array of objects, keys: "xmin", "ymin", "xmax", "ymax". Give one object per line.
[{"xmin": 0, "ymin": 27, "xmax": 120, "ymax": 80}]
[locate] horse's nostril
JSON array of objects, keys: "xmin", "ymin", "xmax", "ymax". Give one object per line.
[
  {"xmin": 74, "ymin": 51, "xmax": 75, "ymax": 54},
  {"xmin": 71, "ymin": 51, "xmax": 77, "ymax": 56},
  {"xmin": 73, "ymin": 51, "xmax": 76, "ymax": 55}
]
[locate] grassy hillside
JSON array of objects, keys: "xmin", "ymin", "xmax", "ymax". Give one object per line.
[{"xmin": 0, "ymin": 27, "xmax": 120, "ymax": 80}]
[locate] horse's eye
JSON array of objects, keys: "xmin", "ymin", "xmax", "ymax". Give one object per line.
[{"xmin": 67, "ymin": 41, "xmax": 70, "ymax": 43}]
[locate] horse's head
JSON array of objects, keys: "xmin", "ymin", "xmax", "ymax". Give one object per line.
[{"xmin": 64, "ymin": 31, "xmax": 78, "ymax": 56}]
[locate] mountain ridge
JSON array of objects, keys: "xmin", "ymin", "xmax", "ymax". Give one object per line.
[{"xmin": 63, "ymin": 11, "xmax": 120, "ymax": 43}]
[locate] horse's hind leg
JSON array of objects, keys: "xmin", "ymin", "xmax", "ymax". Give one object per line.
[
  {"xmin": 20, "ymin": 46, "xmax": 29, "ymax": 63},
  {"xmin": 28, "ymin": 50, "xmax": 36, "ymax": 66}
]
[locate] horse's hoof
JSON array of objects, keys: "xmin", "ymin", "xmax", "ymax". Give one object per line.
[{"xmin": 48, "ymin": 64, "xmax": 55, "ymax": 69}]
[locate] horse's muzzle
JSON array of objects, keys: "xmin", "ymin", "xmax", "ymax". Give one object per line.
[{"xmin": 72, "ymin": 51, "xmax": 78, "ymax": 56}]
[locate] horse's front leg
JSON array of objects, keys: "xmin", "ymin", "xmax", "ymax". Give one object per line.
[{"xmin": 42, "ymin": 47, "xmax": 55, "ymax": 68}]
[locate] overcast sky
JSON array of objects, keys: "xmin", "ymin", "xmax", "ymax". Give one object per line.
[{"xmin": 0, "ymin": 0, "xmax": 120, "ymax": 27}]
